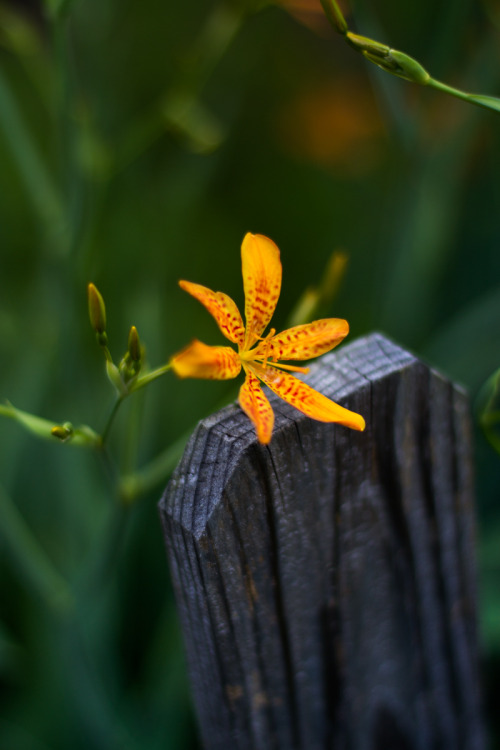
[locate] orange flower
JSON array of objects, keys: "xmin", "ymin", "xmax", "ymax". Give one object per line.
[{"xmin": 172, "ymin": 233, "xmax": 365, "ymax": 444}]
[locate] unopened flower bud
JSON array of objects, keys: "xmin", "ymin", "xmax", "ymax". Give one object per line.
[
  {"xmin": 386, "ymin": 49, "xmax": 430, "ymax": 85},
  {"xmin": 106, "ymin": 359, "xmax": 127, "ymax": 396},
  {"xmin": 128, "ymin": 326, "xmax": 141, "ymax": 363},
  {"xmin": 51, "ymin": 423, "xmax": 74, "ymax": 442},
  {"xmin": 346, "ymin": 32, "xmax": 389, "ymax": 58},
  {"xmin": 87, "ymin": 283, "xmax": 107, "ymax": 335}
]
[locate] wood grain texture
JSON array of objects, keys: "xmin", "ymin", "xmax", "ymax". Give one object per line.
[{"xmin": 159, "ymin": 333, "xmax": 484, "ymax": 750}]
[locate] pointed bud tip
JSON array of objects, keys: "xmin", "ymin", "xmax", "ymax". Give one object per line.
[
  {"xmin": 87, "ymin": 283, "xmax": 107, "ymax": 334},
  {"xmin": 128, "ymin": 326, "xmax": 141, "ymax": 363}
]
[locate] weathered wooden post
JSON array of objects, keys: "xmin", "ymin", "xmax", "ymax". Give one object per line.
[{"xmin": 159, "ymin": 333, "xmax": 485, "ymax": 750}]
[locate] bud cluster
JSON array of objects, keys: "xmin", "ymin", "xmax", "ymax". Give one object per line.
[
  {"xmin": 87, "ymin": 284, "xmax": 144, "ymax": 397},
  {"xmin": 346, "ymin": 33, "xmax": 430, "ymax": 85}
]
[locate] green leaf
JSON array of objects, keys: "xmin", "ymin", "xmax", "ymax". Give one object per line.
[
  {"xmin": 466, "ymin": 93, "xmax": 500, "ymax": 113},
  {"xmin": 0, "ymin": 402, "xmax": 57, "ymax": 440}
]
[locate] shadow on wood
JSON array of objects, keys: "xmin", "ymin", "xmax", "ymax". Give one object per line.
[{"xmin": 159, "ymin": 333, "xmax": 485, "ymax": 750}]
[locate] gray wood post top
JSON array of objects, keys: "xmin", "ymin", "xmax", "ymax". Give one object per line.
[{"xmin": 164, "ymin": 332, "xmax": 419, "ymax": 532}]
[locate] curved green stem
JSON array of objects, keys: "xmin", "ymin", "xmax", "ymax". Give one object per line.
[
  {"xmin": 100, "ymin": 396, "xmax": 125, "ymax": 446},
  {"xmin": 319, "ymin": 0, "xmax": 348, "ymax": 34},
  {"xmin": 118, "ymin": 384, "xmax": 239, "ymax": 503},
  {"xmin": 130, "ymin": 362, "xmax": 172, "ymax": 392},
  {"xmin": 119, "ymin": 430, "xmax": 189, "ymax": 503},
  {"xmin": 427, "ymin": 78, "xmax": 500, "ymax": 112}
]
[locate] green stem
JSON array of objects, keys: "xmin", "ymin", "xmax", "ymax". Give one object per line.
[
  {"xmin": 100, "ymin": 396, "xmax": 125, "ymax": 446},
  {"xmin": 118, "ymin": 384, "xmax": 239, "ymax": 503},
  {"xmin": 427, "ymin": 78, "xmax": 480, "ymax": 104},
  {"xmin": 121, "ymin": 387, "xmax": 145, "ymax": 476},
  {"xmin": 119, "ymin": 430, "xmax": 189, "ymax": 503},
  {"xmin": 0, "ymin": 483, "xmax": 73, "ymax": 613},
  {"xmin": 319, "ymin": 0, "xmax": 348, "ymax": 34},
  {"xmin": 131, "ymin": 362, "xmax": 172, "ymax": 392},
  {"xmin": 77, "ymin": 499, "xmax": 130, "ymax": 594}
]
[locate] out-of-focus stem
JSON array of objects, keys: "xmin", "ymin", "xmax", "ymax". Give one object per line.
[
  {"xmin": 100, "ymin": 396, "xmax": 125, "ymax": 447},
  {"xmin": 0, "ymin": 483, "xmax": 74, "ymax": 613},
  {"xmin": 0, "ymin": 69, "xmax": 66, "ymax": 253},
  {"xmin": 119, "ymin": 431, "xmax": 189, "ymax": 503}
]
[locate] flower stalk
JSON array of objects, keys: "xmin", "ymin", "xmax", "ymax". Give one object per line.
[{"xmin": 319, "ymin": 0, "xmax": 500, "ymax": 115}]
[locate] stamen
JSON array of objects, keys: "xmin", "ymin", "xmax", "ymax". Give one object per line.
[
  {"xmin": 256, "ymin": 328, "xmax": 276, "ymax": 342},
  {"xmin": 258, "ymin": 328, "xmax": 276, "ymax": 370},
  {"xmin": 256, "ymin": 360, "xmax": 310, "ymax": 374}
]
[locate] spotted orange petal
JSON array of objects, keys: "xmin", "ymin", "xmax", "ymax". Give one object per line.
[
  {"xmin": 251, "ymin": 362, "xmax": 365, "ymax": 431},
  {"xmin": 238, "ymin": 368, "xmax": 275, "ymax": 444},
  {"xmin": 241, "ymin": 233, "xmax": 282, "ymax": 350},
  {"xmin": 171, "ymin": 340, "xmax": 241, "ymax": 380},
  {"xmin": 179, "ymin": 281, "xmax": 245, "ymax": 346},
  {"xmin": 253, "ymin": 318, "xmax": 349, "ymax": 362}
]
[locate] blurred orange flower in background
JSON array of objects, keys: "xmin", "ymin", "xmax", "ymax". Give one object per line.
[{"xmin": 276, "ymin": 77, "xmax": 385, "ymax": 172}]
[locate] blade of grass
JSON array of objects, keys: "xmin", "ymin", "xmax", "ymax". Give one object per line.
[
  {"xmin": 0, "ymin": 483, "xmax": 73, "ymax": 613},
  {"xmin": 0, "ymin": 68, "xmax": 66, "ymax": 253}
]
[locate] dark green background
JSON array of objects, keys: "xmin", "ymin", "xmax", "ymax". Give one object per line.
[{"xmin": 1, "ymin": 0, "xmax": 499, "ymax": 747}]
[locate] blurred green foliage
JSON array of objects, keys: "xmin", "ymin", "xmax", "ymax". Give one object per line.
[{"xmin": 1, "ymin": 0, "xmax": 500, "ymax": 747}]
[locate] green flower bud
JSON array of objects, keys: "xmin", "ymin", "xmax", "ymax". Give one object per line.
[
  {"xmin": 119, "ymin": 356, "xmax": 138, "ymax": 384},
  {"xmin": 106, "ymin": 359, "xmax": 127, "ymax": 396},
  {"xmin": 51, "ymin": 423, "xmax": 73, "ymax": 442},
  {"xmin": 128, "ymin": 326, "xmax": 141, "ymax": 363},
  {"xmin": 87, "ymin": 283, "xmax": 107, "ymax": 335},
  {"xmin": 386, "ymin": 49, "xmax": 430, "ymax": 85},
  {"xmin": 346, "ymin": 32, "xmax": 389, "ymax": 58},
  {"xmin": 358, "ymin": 43, "xmax": 430, "ymax": 86}
]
